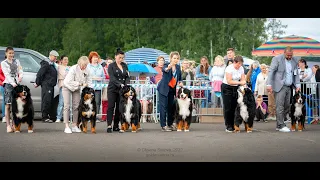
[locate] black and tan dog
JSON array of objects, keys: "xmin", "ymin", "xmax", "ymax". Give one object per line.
[
  {"xmin": 11, "ymin": 84, "xmax": 34, "ymax": 133},
  {"xmin": 173, "ymin": 87, "xmax": 193, "ymax": 132},
  {"xmin": 78, "ymin": 87, "xmax": 97, "ymax": 134},
  {"xmin": 290, "ymin": 91, "xmax": 306, "ymax": 131},
  {"xmin": 119, "ymin": 85, "xmax": 142, "ymax": 133},
  {"xmin": 234, "ymin": 85, "xmax": 256, "ymax": 133}
]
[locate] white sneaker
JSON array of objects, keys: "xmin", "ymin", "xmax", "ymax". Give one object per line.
[
  {"xmin": 2, "ymin": 117, "xmax": 6, "ymax": 123},
  {"xmin": 142, "ymin": 117, "xmax": 147, "ymax": 123},
  {"xmin": 279, "ymin": 126, "xmax": 290, "ymax": 132},
  {"xmin": 7, "ymin": 126, "xmax": 13, "ymax": 133},
  {"xmin": 55, "ymin": 119, "xmax": 61, "ymax": 123},
  {"xmin": 71, "ymin": 126, "xmax": 81, "ymax": 133},
  {"xmin": 64, "ymin": 127, "xmax": 72, "ymax": 134}
]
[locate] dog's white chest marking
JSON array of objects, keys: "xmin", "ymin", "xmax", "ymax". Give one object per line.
[
  {"xmin": 16, "ymin": 97, "xmax": 27, "ymax": 118},
  {"xmin": 84, "ymin": 99, "xmax": 93, "ymax": 118},
  {"xmin": 237, "ymin": 93, "xmax": 249, "ymax": 122},
  {"xmin": 124, "ymin": 98, "xmax": 133, "ymax": 123},
  {"xmin": 294, "ymin": 103, "xmax": 303, "ymax": 118},
  {"xmin": 177, "ymin": 98, "xmax": 191, "ymax": 120}
]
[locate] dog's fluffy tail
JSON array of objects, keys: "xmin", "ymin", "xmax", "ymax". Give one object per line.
[{"xmin": 78, "ymin": 122, "xmax": 83, "ymax": 131}]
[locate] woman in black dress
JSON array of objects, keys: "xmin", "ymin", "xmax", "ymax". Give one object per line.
[{"xmin": 106, "ymin": 48, "xmax": 130, "ymax": 133}]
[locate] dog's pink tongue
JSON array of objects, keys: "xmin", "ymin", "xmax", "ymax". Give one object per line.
[{"xmin": 129, "ymin": 96, "xmax": 133, "ymax": 99}]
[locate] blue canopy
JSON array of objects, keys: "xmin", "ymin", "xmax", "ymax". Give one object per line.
[
  {"xmin": 125, "ymin": 47, "xmax": 170, "ymax": 64},
  {"xmin": 128, "ymin": 63, "xmax": 158, "ymax": 77}
]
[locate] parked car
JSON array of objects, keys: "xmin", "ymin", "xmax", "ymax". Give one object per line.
[{"xmin": 0, "ymin": 46, "xmax": 60, "ymax": 120}]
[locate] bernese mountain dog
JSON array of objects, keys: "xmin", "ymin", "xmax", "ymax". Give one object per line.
[
  {"xmin": 173, "ymin": 87, "xmax": 193, "ymax": 132},
  {"xmin": 11, "ymin": 84, "xmax": 34, "ymax": 133},
  {"xmin": 119, "ymin": 85, "xmax": 142, "ymax": 133},
  {"xmin": 234, "ymin": 85, "xmax": 256, "ymax": 133},
  {"xmin": 78, "ymin": 87, "xmax": 97, "ymax": 134},
  {"xmin": 290, "ymin": 91, "xmax": 306, "ymax": 132}
]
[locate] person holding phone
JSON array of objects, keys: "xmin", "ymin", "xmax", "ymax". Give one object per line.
[{"xmin": 157, "ymin": 51, "xmax": 183, "ymax": 132}]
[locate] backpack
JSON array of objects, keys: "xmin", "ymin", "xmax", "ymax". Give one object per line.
[{"xmin": 0, "ymin": 64, "xmax": 5, "ymax": 86}]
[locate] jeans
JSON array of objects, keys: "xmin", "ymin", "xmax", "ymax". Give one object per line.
[
  {"xmin": 56, "ymin": 87, "xmax": 64, "ymax": 120},
  {"xmin": 0, "ymin": 86, "xmax": 5, "ymax": 117},
  {"xmin": 95, "ymin": 90, "xmax": 101, "ymax": 120}
]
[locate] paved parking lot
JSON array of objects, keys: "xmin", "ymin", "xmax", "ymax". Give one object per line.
[{"xmin": 1, "ymin": 120, "xmax": 320, "ymax": 162}]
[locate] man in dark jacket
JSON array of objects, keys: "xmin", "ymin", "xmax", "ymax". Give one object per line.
[{"xmin": 34, "ymin": 50, "xmax": 59, "ymax": 123}]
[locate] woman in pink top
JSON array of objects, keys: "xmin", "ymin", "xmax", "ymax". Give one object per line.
[
  {"xmin": 56, "ymin": 55, "xmax": 70, "ymax": 123},
  {"xmin": 153, "ymin": 56, "xmax": 165, "ymax": 84}
]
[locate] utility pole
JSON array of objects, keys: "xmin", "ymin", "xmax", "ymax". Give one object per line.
[
  {"xmin": 252, "ymin": 18, "xmax": 255, "ymax": 51},
  {"xmin": 210, "ymin": 18, "xmax": 213, "ymax": 65},
  {"xmin": 222, "ymin": 18, "xmax": 225, "ymax": 51},
  {"xmin": 210, "ymin": 40, "xmax": 213, "ymax": 65},
  {"xmin": 135, "ymin": 18, "xmax": 140, "ymax": 48},
  {"xmin": 80, "ymin": 40, "xmax": 82, "ymax": 56}
]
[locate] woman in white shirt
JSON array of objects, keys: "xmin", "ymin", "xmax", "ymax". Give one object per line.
[
  {"xmin": 254, "ymin": 64, "xmax": 269, "ymax": 102},
  {"xmin": 298, "ymin": 59, "xmax": 312, "ymax": 95},
  {"xmin": 254, "ymin": 64, "xmax": 273, "ymax": 120},
  {"xmin": 209, "ymin": 55, "xmax": 226, "ymax": 108},
  {"xmin": 62, "ymin": 56, "xmax": 92, "ymax": 134},
  {"xmin": 221, "ymin": 56, "xmax": 246, "ymax": 132}
]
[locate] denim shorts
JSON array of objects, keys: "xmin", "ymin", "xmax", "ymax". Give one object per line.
[{"xmin": 4, "ymin": 83, "xmax": 14, "ymax": 104}]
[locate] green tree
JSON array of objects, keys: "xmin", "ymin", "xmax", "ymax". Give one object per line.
[
  {"xmin": 24, "ymin": 18, "xmax": 67, "ymax": 56},
  {"xmin": 0, "ymin": 18, "xmax": 29, "ymax": 48},
  {"xmin": 265, "ymin": 18, "xmax": 288, "ymax": 40},
  {"xmin": 61, "ymin": 18, "xmax": 99, "ymax": 65}
]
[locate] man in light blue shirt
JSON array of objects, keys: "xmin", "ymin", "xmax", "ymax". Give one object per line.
[{"xmin": 266, "ymin": 46, "xmax": 300, "ymax": 132}]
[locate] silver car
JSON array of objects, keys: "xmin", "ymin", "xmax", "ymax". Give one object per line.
[{"xmin": 0, "ymin": 46, "xmax": 60, "ymax": 119}]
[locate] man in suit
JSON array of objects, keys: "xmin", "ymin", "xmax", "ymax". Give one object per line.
[
  {"xmin": 157, "ymin": 51, "xmax": 183, "ymax": 131},
  {"xmin": 267, "ymin": 46, "xmax": 300, "ymax": 132}
]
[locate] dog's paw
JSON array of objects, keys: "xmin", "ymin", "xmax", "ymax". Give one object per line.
[
  {"xmin": 28, "ymin": 130, "xmax": 33, "ymax": 133},
  {"xmin": 119, "ymin": 130, "xmax": 125, "ymax": 133}
]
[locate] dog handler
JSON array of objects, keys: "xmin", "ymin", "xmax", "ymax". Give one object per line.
[
  {"xmin": 62, "ymin": 56, "xmax": 92, "ymax": 134},
  {"xmin": 1, "ymin": 46, "xmax": 23, "ymax": 133},
  {"xmin": 157, "ymin": 51, "xmax": 183, "ymax": 132},
  {"xmin": 106, "ymin": 48, "xmax": 130, "ymax": 133},
  {"xmin": 221, "ymin": 56, "xmax": 246, "ymax": 132}
]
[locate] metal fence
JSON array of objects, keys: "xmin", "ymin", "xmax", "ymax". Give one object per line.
[{"xmin": 92, "ymin": 80, "xmax": 320, "ymax": 125}]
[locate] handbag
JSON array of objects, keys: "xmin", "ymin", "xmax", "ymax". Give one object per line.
[{"xmin": 168, "ymin": 77, "xmax": 176, "ymax": 88}]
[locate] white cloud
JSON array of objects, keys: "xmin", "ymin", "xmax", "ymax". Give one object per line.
[{"xmin": 276, "ymin": 18, "xmax": 320, "ymax": 42}]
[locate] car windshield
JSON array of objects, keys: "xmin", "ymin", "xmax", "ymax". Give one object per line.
[{"xmin": 14, "ymin": 52, "xmax": 41, "ymax": 73}]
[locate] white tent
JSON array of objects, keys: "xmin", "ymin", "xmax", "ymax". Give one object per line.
[{"xmin": 242, "ymin": 56, "xmax": 255, "ymax": 66}]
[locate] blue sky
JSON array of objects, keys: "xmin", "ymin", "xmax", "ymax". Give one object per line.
[{"xmin": 276, "ymin": 18, "xmax": 320, "ymax": 42}]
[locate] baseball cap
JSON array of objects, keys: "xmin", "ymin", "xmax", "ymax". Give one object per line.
[{"xmin": 49, "ymin": 50, "xmax": 59, "ymax": 57}]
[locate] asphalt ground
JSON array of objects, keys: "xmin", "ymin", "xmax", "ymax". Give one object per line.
[{"xmin": 1, "ymin": 120, "xmax": 320, "ymax": 162}]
